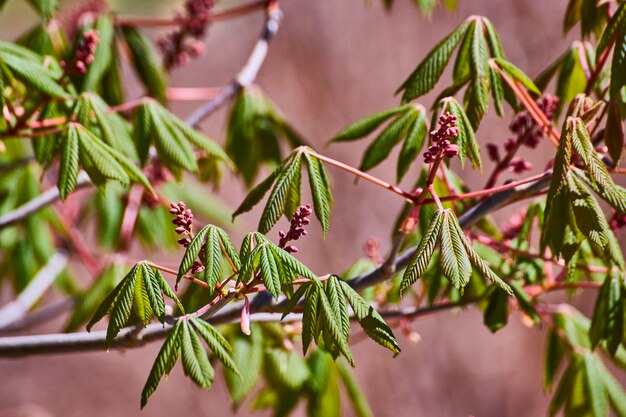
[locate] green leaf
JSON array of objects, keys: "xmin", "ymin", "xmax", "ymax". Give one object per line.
[
  {"xmin": 397, "ymin": 107, "xmax": 427, "ymax": 181},
  {"xmin": 302, "ymin": 283, "xmax": 321, "ymax": 354},
  {"xmin": 270, "ymin": 244, "xmax": 317, "ymax": 281},
  {"xmin": 401, "ymin": 210, "xmax": 443, "ymax": 293},
  {"xmin": 304, "ymin": 152, "xmax": 333, "ymax": 237},
  {"xmin": 336, "ymin": 360, "xmax": 374, "ymax": 417},
  {"xmin": 232, "ymin": 168, "xmax": 279, "ymax": 221},
  {"xmin": 398, "ymin": 19, "xmax": 471, "ymax": 102},
  {"xmin": 359, "ymin": 107, "xmax": 419, "ymax": 171},
  {"xmin": 600, "ymin": 363, "xmax": 626, "ymax": 416},
  {"xmin": 440, "ymin": 210, "xmax": 472, "ymax": 290},
  {"xmin": 597, "ymin": 2, "xmax": 626, "ymax": 55},
  {"xmin": 258, "ymin": 152, "xmax": 303, "ymax": 234},
  {"xmin": 260, "ymin": 246, "xmax": 281, "ymax": 298},
  {"xmin": 465, "ymin": 19, "xmax": 490, "ymax": 128},
  {"xmin": 202, "ymin": 226, "xmax": 224, "ymax": 291},
  {"xmin": 604, "ymin": 102, "xmax": 624, "ymax": 166},
  {"xmin": 549, "ymin": 358, "xmax": 579, "ymax": 416},
  {"xmin": 83, "ymin": 14, "xmax": 114, "ymax": 91},
  {"xmin": 493, "ymin": 58, "xmax": 541, "ymax": 95},
  {"xmin": 611, "ymin": 32, "xmax": 626, "ymax": 100},
  {"xmin": 569, "ymin": 174, "xmax": 610, "ymax": 249},
  {"xmin": 544, "ymin": 329, "xmax": 565, "ymax": 391},
  {"xmin": 331, "ymin": 107, "xmax": 407, "ymax": 142},
  {"xmin": 176, "ymin": 225, "xmax": 210, "ymax": 289},
  {"xmin": 57, "ymin": 124, "xmax": 79, "ymax": 200},
  {"xmin": 444, "ymin": 97, "xmax": 481, "ymax": 169},
  {"xmin": 570, "ymin": 117, "xmax": 615, "ymax": 192},
  {"xmin": 181, "ymin": 321, "xmax": 214, "ymax": 389},
  {"xmin": 325, "ymin": 276, "xmax": 350, "ymax": 341},
  {"xmin": 25, "ymin": 0, "xmax": 58, "ymax": 20},
  {"xmin": 484, "ymin": 288, "xmax": 508, "ymax": 333},
  {"xmin": 510, "ymin": 281, "xmax": 541, "ymax": 326},
  {"xmin": 583, "ymin": 353, "xmax": 608, "ymax": 417},
  {"xmin": 589, "ymin": 273, "xmax": 623, "ymax": 354},
  {"xmin": 318, "ymin": 286, "xmax": 354, "ymax": 365},
  {"xmin": 121, "ymin": 26, "xmax": 168, "ymax": 103},
  {"xmin": 190, "ymin": 316, "xmax": 239, "ymax": 375},
  {"xmin": 340, "ymin": 280, "xmax": 400, "ymax": 355},
  {"xmin": 141, "ymin": 320, "xmax": 183, "ymax": 408},
  {"xmin": 266, "ymin": 348, "xmax": 310, "ymax": 391},
  {"xmin": 75, "ymin": 124, "xmax": 130, "ymax": 184},
  {"xmin": 224, "ymin": 328, "xmax": 264, "ymax": 406}
]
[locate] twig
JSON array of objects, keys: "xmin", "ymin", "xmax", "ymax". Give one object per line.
[
  {"xmin": 0, "ymin": 172, "xmax": 91, "ymax": 229},
  {"xmin": 0, "ymin": 252, "xmax": 68, "ymax": 330},
  {"xmin": 114, "ymin": 0, "xmax": 267, "ymax": 27},
  {"xmin": 0, "ymin": 2, "xmax": 281, "ymax": 228},
  {"xmin": 185, "ymin": 0, "xmax": 282, "ymax": 127}
]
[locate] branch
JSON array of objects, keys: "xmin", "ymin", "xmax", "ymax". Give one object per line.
[
  {"xmin": 115, "ymin": 0, "xmax": 267, "ymax": 27},
  {"xmin": 0, "ymin": 170, "xmax": 554, "ymax": 357},
  {"xmin": 185, "ymin": 0, "xmax": 282, "ymax": 127},
  {"xmin": 0, "ymin": 252, "xmax": 68, "ymax": 330},
  {"xmin": 0, "ymin": 172, "xmax": 91, "ymax": 229}
]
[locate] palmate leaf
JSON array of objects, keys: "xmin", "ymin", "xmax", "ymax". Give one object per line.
[
  {"xmin": 331, "ymin": 107, "xmax": 407, "ymax": 142},
  {"xmin": 339, "ymin": 280, "xmax": 400, "ymax": 355},
  {"xmin": 82, "ymin": 14, "xmax": 114, "ymax": 91},
  {"xmin": 141, "ymin": 320, "xmax": 183, "ymax": 408},
  {"xmin": 465, "ymin": 18, "xmax": 490, "ymax": 129},
  {"xmin": 611, "ymin": 32, "xmax": 626, "ymax": 101},
  {"xmin": 544, "ymin": 329, "xmax": 566, "ymax": 391},
  {"xmin": 604, "ymin": 101, "xmax": 624, "ymax": 166},
  {"xmin": 317, "ymin": 281, "xmax": 354, "ymax": 365},
  {"xmin": 597, "ymin": 2, "xmax": 626, "ymax": 55},
  {"xmin": 358, "ymin": 107, "xmax": 420, "ymax": 171},
  {"xmin": 133, "ymin": 99, "xmax": 230, "ymax": 174},
  {"xmin": 224, "ymin": 326, "xmax": 264, "ymax": 406},
  {"xmin": 302, "ymin": 282, "xmax": 321, "ymax": 354},
  {"xmin": 176, "ymin": 224, "xmax": 239, "ymax": 290},
  {"xmin": 141, "ymin": 317, "xmax": 238, "ymax": 408},
  {"xmin": 225, "ymin": 87, "xmax": 305, "ymax": 186},
  {"xmin": 304, "ymin": 152, "xmax": 333, "ymax": 237},
  {"xmin": 397, "ymin": 19, "xmax": 471, "ymax": 102},
  {"xmin": 87, "ymin": 262, "xmax": 183, "ymax": 346},
  {"xmin": 235, "ymin": 148, "xmax": 334, "ymax": 236},
  {"xmin": 0, "ymin": 42, "xmax": 67, "ymax": 98},
  {"xmin": 569, "ymin": 117, "xmax": 615, "ymax": 192},
  {"xmin": 57, "ymin": 123, "xmax": 153, "ymax": 198},
  {"xmin": 589, "ymin": 273, "xmax": 623, "ymax": 355},
  {"xmin": 57, "ymin": 123, "xmax": 79, "ymax": 200},
  {"xmin": 441, "ymin": 97, "xmax": 482, "ymax": 169},
  {"xmin": 259, "ymin": 152, "xmax": 303, "ymax": 234},
  {"xmin": 330, "ymin": 104, "xmax": 428, "ymax": 181},
  {"xmin": 492, "ymin": 58, "xmax": 541, "ymax": 95},
  {"xmin": 121, "ymin": 26, "xmax": 168, "ymax": 103},
  {"xmin": 440, "ymin": 209, "xmax": 472, "ymax": 289},
  {"xmin": 400, "ymin": 209, "xmax": 443, "ymax": 293},
  {"xmin": 25, "ymin": 0, "xmax": 58, "ymax": 20}
]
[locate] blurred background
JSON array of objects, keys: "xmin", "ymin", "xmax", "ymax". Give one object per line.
[{"xmin": 0, "ymin": 0, "xmax": 601, "ymax": 416}]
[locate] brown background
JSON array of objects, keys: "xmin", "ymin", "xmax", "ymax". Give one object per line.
[{"xmin": 0, "ymin": 0, "xmax": 600, "ymax": 416}]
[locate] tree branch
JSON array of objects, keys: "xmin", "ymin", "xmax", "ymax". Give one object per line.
[
  {"xmin": 0, "ymin": 1, "xmax": 282, "ymax": 229},
  {"xmin": 185, "ymin": 0, "xmax": 282, "ymax": 127},
  {"xmin": 0, "ymin": 172, "xmax": 91, "ymax": 229},
  {"xmin": 0, "ymin": 170, "xmax": 553, "ymax": 357}
]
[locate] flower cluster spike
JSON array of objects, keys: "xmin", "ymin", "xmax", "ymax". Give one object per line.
[
  {"xmin": 158, "ymin": 0, "xmax": 216, "ymax": 69},
  {"xmin": 278, "ymin": 204, "xmax": 312, "ymax": 253},
  {"xmin": 610, "ymin": 212, "xmax": 626, "ymax": 231},
  {"xmin": 486, "ymin": 94, "xmax": 559, "ymax": 173},
  {"xmin": 62, "ymin": 29, "xmax": 99, "ymax": 75},
  {"xmin": 423, "ymin": 112, "xmax": 459, "ymax": 164},
  {"xmin": 170, "ymin": 201, "xmax": 194, "ymax": 247}
]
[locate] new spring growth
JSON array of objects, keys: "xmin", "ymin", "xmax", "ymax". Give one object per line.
[
  {"xmin": 423, "ymin": 112, "xmax": 459, "ymax": 164},
  {"xmin": 61, "ymin": 29, "xmax": 99, "ymax": 75},
  {"xmin": 486, "ymin": 94, "xmax": 559, "ymax": 174},
  {"xmin": 158, "ymin": 0, "xmax": 215, "ymax": 68},
  {"xmin": 170, "ymin": 201, "xmax": 194, "ymax": 247},
  {"xmin": 278, "ymin": 204, "xmax": 312, "ymax": 253},
  {"xmin": 170, "ymin": 201, "xmax": 207, "ymax": 275}
]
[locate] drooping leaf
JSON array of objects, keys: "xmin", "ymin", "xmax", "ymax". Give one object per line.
[
  {"xmin": 401, "ymin": 209, "xmax": 443, "ymax": 293},
  {"xmin": 121, "ymin": 26, "xmax": 168, "ymax": 103},
  {"xmin": 339, "ymin": 280, "xmax": 400, "ymax": 355},
  {"xmin": 304, "ymin": 152, "xmax": 333, "ymax": 237},
  {"xmin": 330, "ymin": 107, "xmax": 407, "ymax": 142}
]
